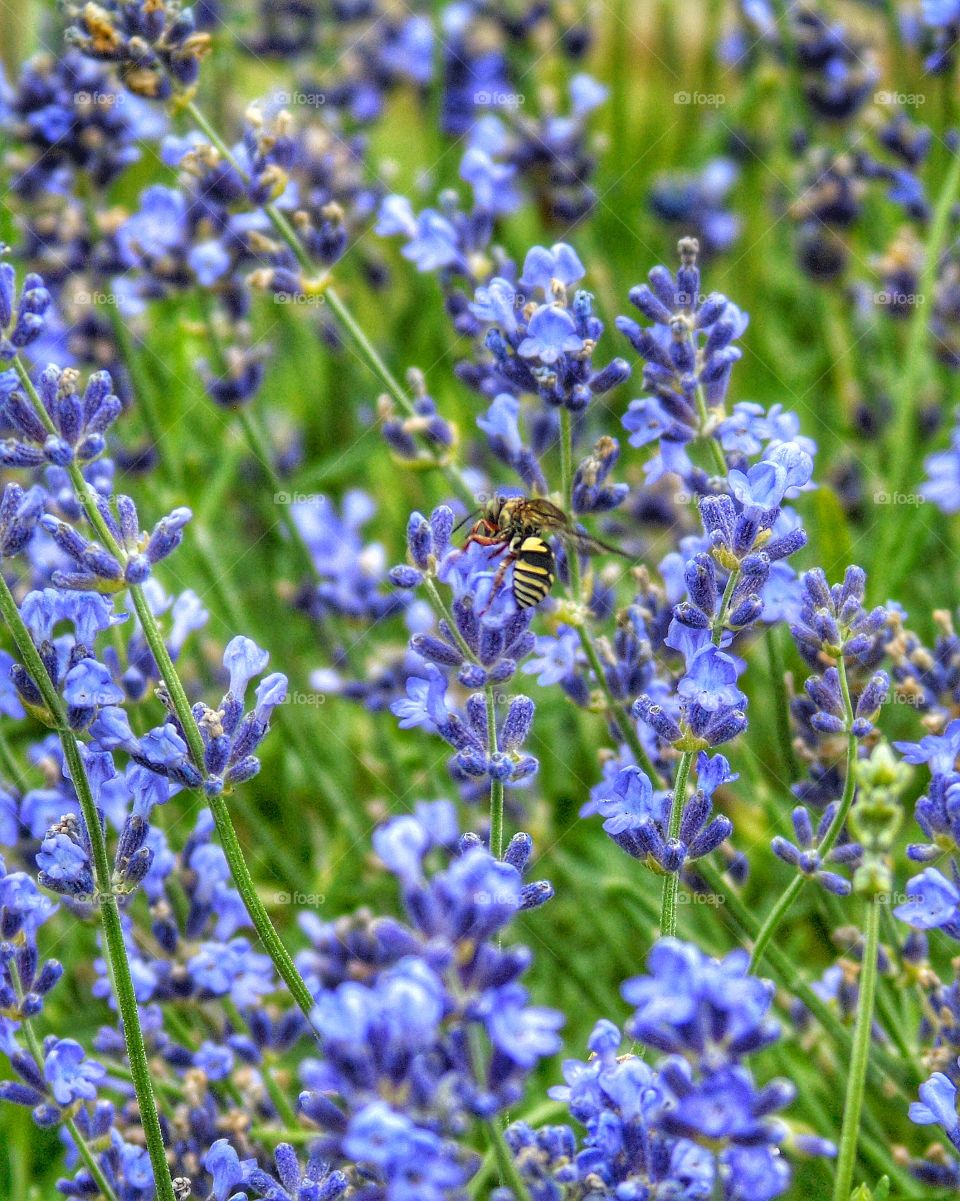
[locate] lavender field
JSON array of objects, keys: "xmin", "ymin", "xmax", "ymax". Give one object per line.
[{"xmin": 1, "ymin": 2, "xmax": 960, "ymax": 1199}]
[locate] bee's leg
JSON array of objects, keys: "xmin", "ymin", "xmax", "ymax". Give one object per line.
[
  {"xmin": 463, "ymin": 533, "xmax": 503, "ymax": 550},
  {"xmin": 479, "ymin": 553, "xmax": 515, "ymax": 615}
]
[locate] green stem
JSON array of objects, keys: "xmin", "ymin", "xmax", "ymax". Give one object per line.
[
  {"xmin": 64, "ymin": 1115, "xmax": 119, "ymax": 1201},
  {"xmin": 765, "ymin": 627, "xmax": 799, "ymax": 782},
  {"xmin": 750, "ymin": 659, "xmax": 857, "ymax": 970},
  {"xmin": 555, "ymin": 406, "xmax": 664, "ymax": 784},
  {"xmin": 833, "ymin": 896, "xmax": 882, "ymax": 1201},
  {"xmin": 206, "ymin": 790, "xmax": 317, "ymax": 1024},
  {"xmin": 693, "ymin": 381, "xmax": 728, "ymax": 477},
  {"xmin": 696, "ymin": 857, "xmax": 916, "ymax": 1095},
  {"xmin": 559, "ymin": 408, "xmax": 576, "ymax": 515},
  {"xmin": 180, "ymin": 97, "xmax": 472, "ymax": 504},
  {"xmin": 0, "ymin": 573, "xmax": 175, "ymax": 1201},
  {"xmin": 423, "ymin": 582, "xmax": 504, "ymax": 860},
  {"xmin": 575, "ymin": 627, "xmax": 663, "ymax": 786},
  {"xmin": 12, "ymin": 351, "xmax": 319, "ymax": 1029},
  {"xmin": 557, "ymin": 406, "xmax": 664, "ymax": 776},
  {"xmin": 482, "ymin": 1117, "xmax": 533, "ymax": 1201},
  {"xmin": 485, "ymin": 684, "xmax": 504, "ymax": 859},
  {"xmin": 222, "ymin": 997, "xmax": 300, "ymax": 1128},
  {"xmin": 11, "ymin": 965, "xmax": 121, "ymax": 1201},
  {"xmin": 423, "ymin": 577, "xmax": 475, "ymax": 663},
  {"xmin": 712, "ymin": 568, "xmax": 739, "ymax": 646},
  {"xmin": 659, "ymin": 750, "xmax": 694, "ymax": 937},
  {"xmin": 248, "ymin": 1126, "xmax": 317, "ymax": 1144},
  {"xmin": 108, "ymin": 1061, "xmax": 182, "ymax": 1103},
  {"xmin": 464, "ymin": 1021, "xmax": 533, "ymax": 1201}
]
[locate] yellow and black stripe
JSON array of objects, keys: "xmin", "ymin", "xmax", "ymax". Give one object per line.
[{"xmin": 512, "ymin": 535, "xmax": 556, "ymax": 608}]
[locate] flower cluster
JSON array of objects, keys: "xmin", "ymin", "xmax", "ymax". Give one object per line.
[
  {"xmin": 595, "ymin": 754, "xmax": 734, "ymax": 874},
  {"xmin": 2, "ymin": 3, "xmax": 958, "ymax": 1197},
  {"xmin": 509, "ymin": 939, "xmax": 831, "ymax": 1200},
  {"xmin": 65, "ymin": 0, "xmax": 211, "ymax": 100},
  {"xmin": 293, "ymin": 803, "xmax": 557, "ymax": 1195},
  {"xmin": 618, "ymin": 238, "xmax": 747, "ymax": 486}
]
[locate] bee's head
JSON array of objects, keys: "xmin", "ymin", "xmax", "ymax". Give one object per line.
[{"xmin": 482, "ymin": 496, "xmax": 505, "ymax": 526}]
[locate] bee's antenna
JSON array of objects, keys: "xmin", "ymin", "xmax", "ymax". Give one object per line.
[{"xmin": 453, "ymin": 509, "xmax": 480, "ymax": 534}]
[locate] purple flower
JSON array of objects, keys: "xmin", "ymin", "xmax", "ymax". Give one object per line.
[
  {"xmin": 895, "ymin": 719, "xmax": 960, "ymax": 773},
  {"xmin": 403, "ymin": 210, "xmax": 461, "ymax": 273},
  {"xmin": 470, "ymin": 280, "xmax": 522, "ymax": 335},
  {"xmin": 678, "ymin": 646, "xmax": 745, "ymax": 712},
  {"xmin": 205, "ymin": 1139, "xmax": 256, "ymax": 1201},
  {"xmin": 517, "ymin": 305, "xmax": 585, "ymax": 365},
  {"xmin": 62, "ymin": 660, "xmax": 125, "ymax": 709},
  {"xmin": 390, "ymin": 666, "xmax": 449, "ymax": 731},
  {"xmin": 477, "ymin": 393, "xmax": 523, "ymax": 456},
  {"xmin": 518, "ymin": 243, "xmax": 586, "ymax": 294},
  {"xmin": 486, "ymin": 983, "xmax": 563, "ymax": 1067},
  {"xmin": 522, "ymin": 628, "xmax": 580, "ymax": 687},
  {"xmin": 910, "ymin": 1071, "xmax": 960, "ymax": 1149},
  {"xmin": 43, "ymin": 1039, "xmax": 105, "ymax": 1105},
  {"xmin": 223, "ymin": 635, "xmax": 271, "ymax": 702},
  {"xmin": 117, "ymin": 185, "xmax": 186, "ymax": 263},
  {"xmin": 895, "ymin": 868, "xmax": 960, "ymax": 932}
]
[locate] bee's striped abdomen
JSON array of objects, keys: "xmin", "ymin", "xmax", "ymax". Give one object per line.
[{"xmin": 513, "ymin": 536, "xmax": 555, "ymax": 608}]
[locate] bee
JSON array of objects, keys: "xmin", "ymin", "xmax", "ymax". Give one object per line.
[{"xmin": 459, "ymin": 495, "xmax": 626, "ymax": 609}]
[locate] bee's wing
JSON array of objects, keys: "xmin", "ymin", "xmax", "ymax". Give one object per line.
[
  {"xmin": 565, "ymin": 527, "xmax": 631, "ymax": 558},
  {"xmin": 524, "ymin": 498, "xmax": 629, "ymax": 558},
  {"xmin": 522, "ymin": 498, "xmax": 571, "ymax": 529}
]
